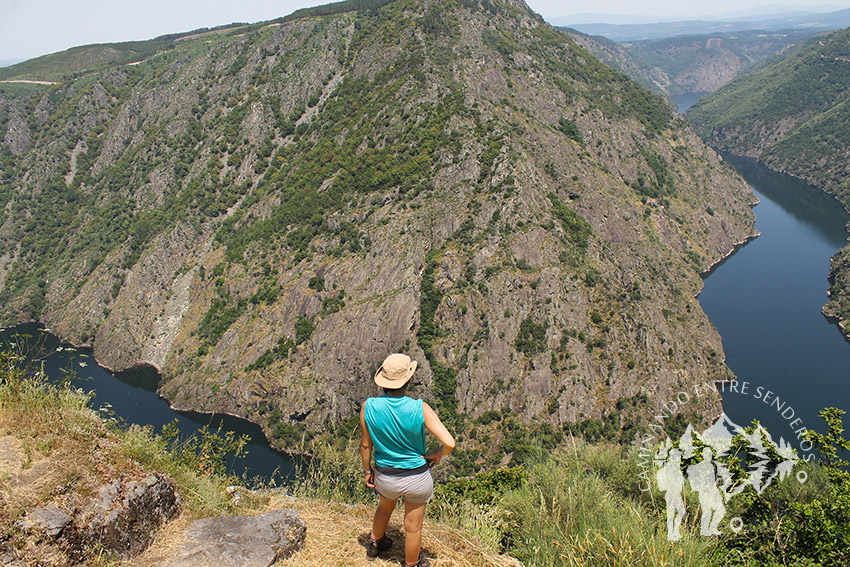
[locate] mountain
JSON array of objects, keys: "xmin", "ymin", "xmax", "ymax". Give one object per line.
[
  {"xmin": 686, "ymin": 26, "xmax": 850, "ymax": 336},
  {"xmin": 562, "ymin": 26, "xmax": 821, "ymax": 101},
  {"xmin": 686, "ymin": 27, "xmax": 850, "ymax": 203},
  {"xmin": 622, "ymin": 29, "xmax": 821, "ymax": 95},
  {"xmin": 565, "ymin": 8, "xmax": 850, "ymax": 42},
  {"xmin": 560, "ymin": 29, "xmax": 671, "ymax": 96},
  {"xmin": 0, "ymin": 0, "xmax": 755, "ymax": 459}
]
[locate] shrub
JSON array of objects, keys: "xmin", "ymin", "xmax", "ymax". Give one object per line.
[
  {"xmin": 514, "ymin": 317, "xmax": 548, "ymax": 356},
  {"xmin": 557, "ymin": 118, "xmax": 582, "ymax": 143},
  {"xmin": 294, "ymin": 315, "xmax": 315, "ymax": 345}
]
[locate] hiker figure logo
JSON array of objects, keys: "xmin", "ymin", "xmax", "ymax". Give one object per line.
[{"xmin": 654, "ymin": 413, "xmax": 806, "ymax": 541}]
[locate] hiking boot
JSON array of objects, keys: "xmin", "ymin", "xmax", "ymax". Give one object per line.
[
  {"xmin": 401, "ymin": 555, "xmax": 431, "ymax": 567},
  {"xmin": 366, "ymin": 534, "xmax": 393, "ymax": 559}
]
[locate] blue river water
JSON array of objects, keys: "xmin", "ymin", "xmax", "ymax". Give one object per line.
[
  {"xmin": 698, "ymin": 154, "xmax": 850, "ymax": 454},
  {"xmin": 0, "ymin": 323, "xmax": 294, "ymax": 485},
  {"xmin": 675, "ymin": 94, "xmax": 850, "ymax": 453}
]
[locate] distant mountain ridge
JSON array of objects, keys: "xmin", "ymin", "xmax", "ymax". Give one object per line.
[
  {"xmin": 563, "ymin": 26, "xmax": 822, "ymax": 98},
  {"xmin": 564, "ymin": 8, "xmax": 850, "ymax": 42},
  {"xmin": 621, "ymin": 28, "xmax": 821, "ymax": 95}
]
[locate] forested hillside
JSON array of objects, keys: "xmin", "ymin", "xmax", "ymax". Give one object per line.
[
  {"xmin": 0, "ymin": 0, "xmax": 755, "ymax": 462},
  {"xmin": 624, "ymin": 29, "xmax": 818, "ymax": 95}
]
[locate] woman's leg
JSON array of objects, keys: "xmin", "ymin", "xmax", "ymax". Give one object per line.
[
  {"xmin": 371, "ymin": 494, "xmax": 397, "ymax": 539},
  {"xmin": 403, "ymin": 500, "xmax": 427, "ymax": 565}
]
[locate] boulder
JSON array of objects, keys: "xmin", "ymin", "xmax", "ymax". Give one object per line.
[
  {"xmin": 17, "ymin": 505, "xmax": 73, "ymax": 538},
  {"xmin": 164, "ymin": 508, "xmax": 306, "ymax": 567},
  {"xmin": 69, "ymin": 474, "xmax": 181, "ymax": 559}
]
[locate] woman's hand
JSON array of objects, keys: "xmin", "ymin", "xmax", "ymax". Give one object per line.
[
  {"xmin": 424, "ymin": 451, "xmax": 442, "ymax": 468},
  {"xmin": 364, "ymin": 470, "xmax": 375, "ymax": 488}
]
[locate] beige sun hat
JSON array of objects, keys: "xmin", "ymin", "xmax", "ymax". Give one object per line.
[{"xmin": 374, "ymin": 353, "xmax": 418, "ymax": 389}]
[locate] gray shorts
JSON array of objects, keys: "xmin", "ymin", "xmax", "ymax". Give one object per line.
[{"xmin": 373, "ymin": 468, "xmax": 434, "ymax": 503}]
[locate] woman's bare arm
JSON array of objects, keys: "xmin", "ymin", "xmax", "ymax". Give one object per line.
[
  {"xmin": 359, "ymin": 402, "xmax": 375, "ymax": 487},
  {"xmin": 423, "ymin": 402, "xmax": 456, "ymax": 467}
]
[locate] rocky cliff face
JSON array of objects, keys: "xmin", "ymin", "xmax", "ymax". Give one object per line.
[
  {"xmin": 0, "ymin": 0, "xmax": 755, "ymax": 451},
  {"xmin": 563, "ymin": 28, "xmax": 816, "ymax": 98}
]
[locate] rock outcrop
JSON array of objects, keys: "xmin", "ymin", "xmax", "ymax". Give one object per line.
[
  {"xmin": 10, "ymin": 471, "xmax": 181, "ymax": 564},
  {"xmin": 164, "ymin": 508, "xmax": 306, "ymax": 567},
  {"xmin": 70, "ymin": 474, "xmax": 182, "ymax": 559}
]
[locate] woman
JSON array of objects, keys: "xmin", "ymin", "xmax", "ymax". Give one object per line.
[{"xmin": 360, "ymin": 353, "xmax": 456, "ymax": 567}]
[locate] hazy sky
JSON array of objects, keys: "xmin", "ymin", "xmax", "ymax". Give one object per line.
[{"xmin": 1, "ymin": 0, "xmax": 849, "ymax": 61}]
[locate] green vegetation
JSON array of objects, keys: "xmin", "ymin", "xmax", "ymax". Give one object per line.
[
  {"xmin": 634, "ymin": 147, "xmax": 673, "ymax": 198},
  {"xmin": 0, "ymin": 40, "xmax": 175, "ymax": 82},
  {"xmin": 514, "ymin": 316, "xmax": 548, "ymax": 356},
  {"xmin": 308, "ymin": 275, "xmax": 325, "ymax": 291},
  {"xmin": 548, "ymin": 193, "xmax": 592, "ymax": 252},
  {"xmin": 557, "ymin": 117, "xmax": 582, "ymax": 143},
  {"xmin": 214, "ymin": 55, "xmax": 467, "ymax": 263},
  {"xmin": 246, "ymin": 335, "xmax": 295, "ymax": 371},
  {"xmin": 319, "ymin": 290, "xmax": 346, "ymax": 317},
  {"xmin": 266, "ymin": 407, "xmax": 314, "ymax": 446},
  {"xmin": 687, "ymin": 27, "xmax": 850, "ymax": 206},
  {"xmin": 826, "ymin": 246, "xmax": 850, "ymax": 331},
  {"xmin": 197, "ymin": 278, "xmax": 246, "ymax": 349},
  {"xmin": 715, "ymin": 409, "xmax": 850, "ymax": 566},
  {"xmin": 283, "ymin": 0, "xmax": 396, "ymax": 23},
  {"xmin": 299, "ymin": 402, "xmax": 850, "ymax": 567},
  {"xmin": 294, "ymin": 315, "xmax": 316, "ymax": 345},
  {"xmin": 566, "ymin": 394, "xmax": 648, "ymax": 443},
  {"xmin": 417, "ymin": 247, "xmax": 459, "ymax": 422}
]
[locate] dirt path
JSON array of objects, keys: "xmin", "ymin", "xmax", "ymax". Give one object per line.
[
  {"xmin": 0, "ymin": 79, "xmax": 58, "ymax": 85},
  {"xmin": 125, "ymin": 496, "xmax": 521, "ymax": 567}
]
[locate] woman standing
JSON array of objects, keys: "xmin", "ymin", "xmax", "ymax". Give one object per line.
[{"xmin": 360, "ymin": 353, "xmax": 456, "ymax": 567}]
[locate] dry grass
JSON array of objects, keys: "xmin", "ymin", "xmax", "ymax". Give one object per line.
[
  {"xmin": 120, "ymin": 513, "xmax": 193, "ymax": 567},
  {"xmin": 271, "ymin": 495, "xmax": 522, "ymax": 567},
  {"xmin": 0, "ymin": 381, "xmax": 127, "ymax": 522},
  {"xmin": 123, "ymin": 495, "xmax": 521, "ymax": 567}
]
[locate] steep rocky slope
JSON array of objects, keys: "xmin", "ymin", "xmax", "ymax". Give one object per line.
[
  {"xmin": 565, "ymin": 28, "xmax": 820, "ymax": 98},
  {"xmin": 686, "ymin": 26, "xmax": 850, "ymax": 336},
  {"xmin": 623, "ymin": 30, "xmax": 818, "ymax": 95},
  {"xmin": 559, "ymin": 29, "xmax": 671, "ymax": 95},
  {"xmin": 0, "ymin": 0, "xmax": 755, "ymax": 455}
]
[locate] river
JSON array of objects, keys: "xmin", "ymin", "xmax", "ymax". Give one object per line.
[
  {"xmin": 673, "ymin": 95, "xmax": 850, "ymax": 453},
  {"xmin": 698, "ymin": 155, "xmax": 850, "ymax": 453},
  {"xmin": 0, "ymin": 322, "xmax": 294, "ymax": 485}
]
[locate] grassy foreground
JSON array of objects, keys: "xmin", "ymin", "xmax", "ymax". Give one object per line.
[
  {"xmin": 293, "ymin": 415, "xmax": 850, "ymax": 566},
  {"xmin": 1, "ymin": 349, "xmax": 848, "ymax": 566},
  {"xmin": 0, "ymin": 351, "xmax": 511, "ymax": 567}
]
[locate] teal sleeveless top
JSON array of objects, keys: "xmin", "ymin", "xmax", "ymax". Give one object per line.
[{"xmin": 364, "ymin": 396, "xmax": 427, "ymax": 469}]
